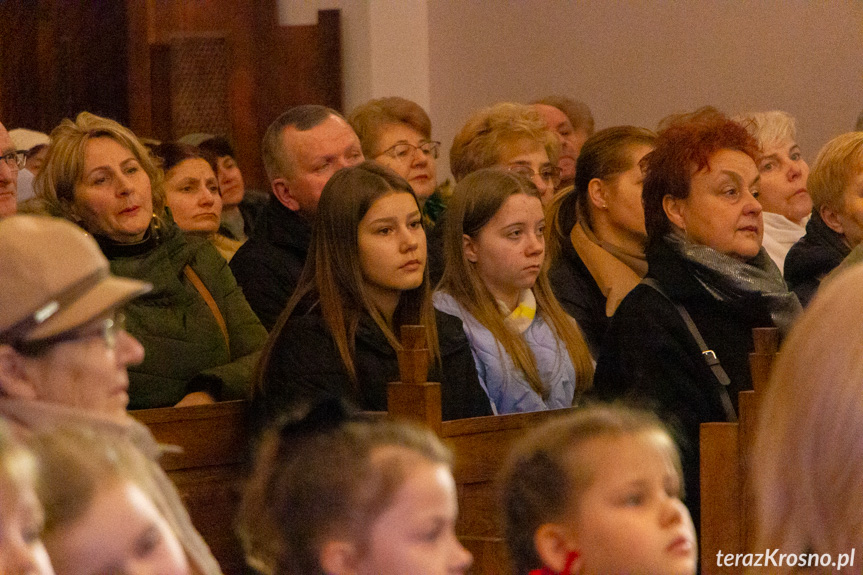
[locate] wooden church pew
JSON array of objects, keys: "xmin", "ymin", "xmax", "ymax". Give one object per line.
[
  {"xmin": 130, "ymin": 324, "xmax": 579, "ymax": 575},
  {"xmin": 131, "ymin": 400, "xmax": 250, "ymax": 575},
  {"xmin": 388, "ymin": 326, "xmax": 577, "ymax": 574},
  {"xmin": 699, "ymin": 327, "xmax": 780, "ymax": 575}
]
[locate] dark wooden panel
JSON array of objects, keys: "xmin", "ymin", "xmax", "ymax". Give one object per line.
[
  {"xmin": 317, "ymin": 9, "xmax": 343, "ymax": 112},
  {"xmin": 0, "ymin": 0, "xmax": 128, "ymax": 131},
  {"xmin": 132, "ymin": 400, "xmax": 251, "ymax": 575},
  {"xmin": 455, "ymin": 481, "xmax": 499, "ymax": 538},
  {"xmin": 149, "ymin": 44, "xmax": 173, "ymax": 142},
  {"xmin": 168, "ymin": 465, "xmax": 248, "ymax": 575},
  {"xmin": 700, "ymin": 423, "xmax": 741, "ymax": 575},
  {"xmin": 131, "ymin": 400, "xmax": 250, "ymax": 471},
  {"xmin": 462, "ymin": 537, "xmax": 511, "ymax": 575}
]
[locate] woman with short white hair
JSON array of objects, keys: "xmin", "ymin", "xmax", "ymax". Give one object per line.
[{"xmin": 735, "ymin": 111, "xmax": 811, "ymax": 272}]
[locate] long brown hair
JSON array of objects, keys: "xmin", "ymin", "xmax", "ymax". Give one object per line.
[
  {"xmin": 258, "ymin": 161, "xmax": 439, "ymax": 392},
  {"xmin": 437, "ymin": 168, "xmax": 593, "ymax": 400}
]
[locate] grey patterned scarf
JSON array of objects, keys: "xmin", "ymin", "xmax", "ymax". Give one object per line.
[{"xmin": 664, "ymin": 233, "xmax": 802, "ymax": 333}]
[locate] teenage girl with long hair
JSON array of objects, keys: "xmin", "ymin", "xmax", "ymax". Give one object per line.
[
  {"xmin": 254, "ymin": 162, "xmax": 492, "ymax": 432},
  {"xmin": 435, "ymin": 168, "xmax": 593, "ymax": 414}
]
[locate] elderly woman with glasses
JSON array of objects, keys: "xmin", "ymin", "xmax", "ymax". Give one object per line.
[
  {"xmin": 0, "ymin": 214, "xmax": 222, "ymax": 575},
  {"xmin": 593, "ymin": 108, "xmax": 800, "ymax": 532},
  {"xmin": 450, "ymin": 102, "xmax": 560, "ymax": 204},
  {"xmin": 349, "ymin": 97, "xmax": 446, "ymax": 227},
  {"xmin": 34, "ymin": 112, "xmax": 267, "ymax": 410}
]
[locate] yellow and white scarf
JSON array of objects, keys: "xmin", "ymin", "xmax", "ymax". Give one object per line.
[{"xmin": 499, "ymin": 289, "xmax": 537, "ymax": 334}]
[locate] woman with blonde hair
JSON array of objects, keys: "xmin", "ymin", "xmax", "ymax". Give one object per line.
[
  {"xmin": 34, "ymin": 112, "xmax": 266, "ymax": 409},
  {"xmin": 753, "ymin": 262, "xmax": 863, "ymax": 573},
  {"xmin": 735, "ymin": 111, "xmax": 811, "ymax": 272},
  {"xmin": 435, "ymin": 168, "xmax": 593, "ymax": 414},
  {"xmin": 449, "ymin": 102, "xmax": 560, "ymax": 204},
  {"xmin": 785, "ymin": 131, "xmax": 863, "ymax": 305},
  {"xmin": 427, "ymin": 102, "xmax": 561, "ymax": 283}
]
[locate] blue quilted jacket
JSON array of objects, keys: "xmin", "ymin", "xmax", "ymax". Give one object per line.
[{"xmin": 433, "ymin": 292, "xmax": 577, "ymax": 414}]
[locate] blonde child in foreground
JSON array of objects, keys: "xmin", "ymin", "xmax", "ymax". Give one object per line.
[
  {"xmin": 0, "ymin": 424, "xmax": 54, "ymax": 575},
  {"xmin": 499, "ymin": 404, "xmax": 697, "ymax": 575},
  {"xmin": 752, "ymin": 262, "xmax": 863, "ymax": 574},
  {"xmin": 31, "ymin": 428, "xmax": 191, "ymax": 575},
  {"xmin": 239, "ymin": 399, "xmax": 472, "ymax": 575}
]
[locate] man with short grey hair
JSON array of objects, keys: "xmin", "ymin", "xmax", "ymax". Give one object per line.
[
  {"xmin": 0, "ymin": 121, "xmax": 21, "ymax": 218},
  {"xmin": 230, "ymin": 105, "xmax": 364, "ymax": 329}
]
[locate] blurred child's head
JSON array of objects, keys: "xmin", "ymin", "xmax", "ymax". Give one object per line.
[
  {"xmin": 0, "ymin": 423, "xmax": 54, "ymax": 575},
  {"xmin": 754, "ymin": 262, "xmax": 863, "ymax": 570},
  {"xmin": 30, "ymin": 427, "xmax": 189, "ymax": 575},
  {"xmin": 240, "ymin": 400, "xmax": 472, "ymax": 575},
  {"xmin": 499, "ymin": 404, "xmax": 696, "ymax": 575}
]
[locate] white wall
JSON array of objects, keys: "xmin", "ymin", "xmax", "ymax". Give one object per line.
[
  {"xmin": 329, "ymin": 0, "xmax": 430, "ymax": 114},
  {"xmin": 426, "ymin": 0, "xmax": 863, "ymax": 179}
]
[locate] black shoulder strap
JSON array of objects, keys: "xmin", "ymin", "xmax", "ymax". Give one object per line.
[{"xmin": 640, "ymin": 278, "xmax": 738, "ymax": 422}]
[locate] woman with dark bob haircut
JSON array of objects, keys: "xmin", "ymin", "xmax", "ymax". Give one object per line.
[
  {"xmin": 593, "ymin": 107, "xmax": 800, "ymax": 530},
  {"xmin": 253, "ymin": 161, "xmax": 492, "ymax": 433}
]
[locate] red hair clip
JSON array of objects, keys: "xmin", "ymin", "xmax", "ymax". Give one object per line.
[{"xmin": 529, "ymin": 551, "xmax": 580, "ymax": 575}]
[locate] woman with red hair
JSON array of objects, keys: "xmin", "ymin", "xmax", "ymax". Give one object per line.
[{"xmin": 593, "ymin": 108, "xmax": 800, "ymax": 531}]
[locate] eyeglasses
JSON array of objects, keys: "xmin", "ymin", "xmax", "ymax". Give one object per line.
[
  {"xmin": 13, "ymin": 313, "xmax": 127, "ymax": 356},
  {"xmin": 0, "ymin": 150, "xmax": 26, "ymax": 170},
  {"xmin": 376, "ymin": 141, "xmax": 441, "ymax": 162},
  {"xmin": 507, "ymin": 165, "xmax": 562, "ymax": 188}
]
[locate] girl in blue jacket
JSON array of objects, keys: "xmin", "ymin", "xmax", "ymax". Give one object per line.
[{"xmin": 434, "ymin": 168, "xmax": 593, "ymax": 414}]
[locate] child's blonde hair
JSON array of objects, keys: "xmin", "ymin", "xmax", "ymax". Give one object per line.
[
  {"xmin": 753, "ymin": 263, "xmax": 863, "ymax": 572},
  {"xmin": 498, "ymin": 404, "xmax": 682, "ymax": 574},
  {"xmin": 29, "ymin": 427, "xmax": 164, "ymax": 535}
]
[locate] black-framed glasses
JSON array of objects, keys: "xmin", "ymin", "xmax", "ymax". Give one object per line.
[
  {"xmin": 507, "ymin": 165, "xmax": 562, "ymax": 188},
  {"xmin": 376, "ymin": 141, "xmax": 441, "ymax": 162},
  {"xmin": 13, "ymin": 313, "xmax": 127, "ymax": 356},
  {"xmin": 0, "ymin": 150, "xmax": 26, "ymax": 170}
]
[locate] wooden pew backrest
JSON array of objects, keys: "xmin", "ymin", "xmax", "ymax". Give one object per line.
[
  {"xmin": 388, "ymin": 373, "xmax": 577, "ymax": 574},
  {"xmin": 132, "ymin": 400, "xmax": 250, "ymax": 575},
  {"xmin": 699, "ymin": 326, "xmax": 780, "ymax": 574}
]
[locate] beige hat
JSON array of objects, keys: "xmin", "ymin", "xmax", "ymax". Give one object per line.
[
  {"xmin": 0, "ymin": 215, "xmax": 151, "ymax": 344},
  {"xmin": 8, "ymin": 128, "xmax": 50, "ymax": 153}
]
